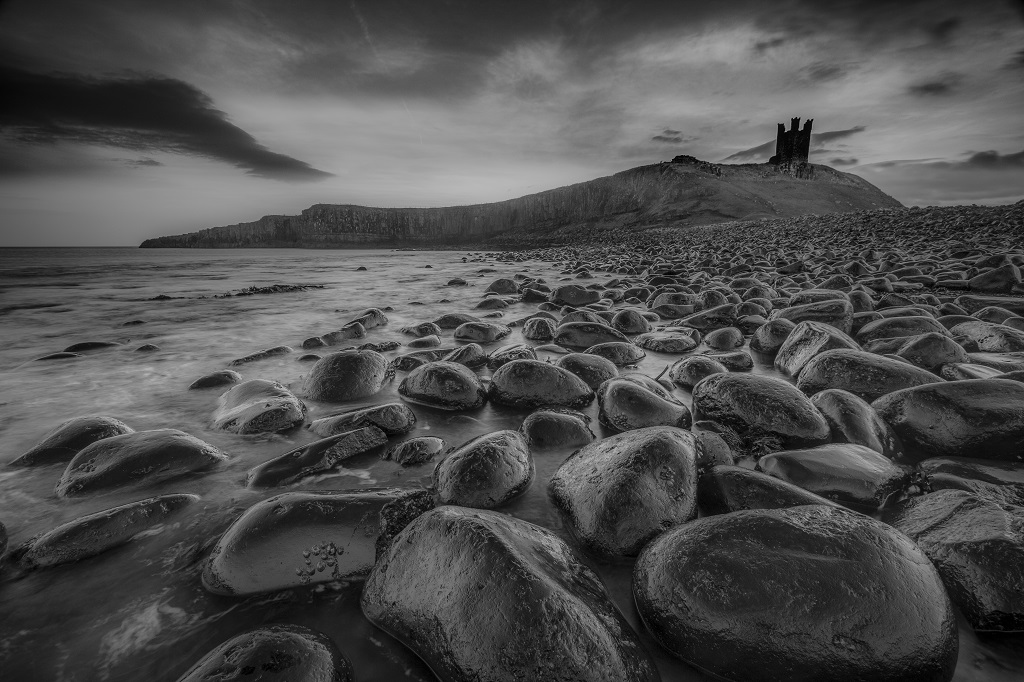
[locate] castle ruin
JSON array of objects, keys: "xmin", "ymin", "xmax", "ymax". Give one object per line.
[{"xmin": 770, "ymin": 117, "xmax": 813, "ymax": 177}]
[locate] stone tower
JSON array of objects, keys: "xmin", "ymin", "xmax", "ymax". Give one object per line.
[{"xmin": 771, "ymin": 117, "xmax": 813, "ymax": 172}]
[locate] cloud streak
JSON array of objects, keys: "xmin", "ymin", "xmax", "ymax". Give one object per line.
[{"xmin": 0, "ymin": 67, "xmax": 332, "ymax": 181}]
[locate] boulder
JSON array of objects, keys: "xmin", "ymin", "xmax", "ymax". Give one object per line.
[
  {"xmin": 919, "ymin": 457, "xmax": 1024, "ymax": 506},
  {"xmin": 634, "ymin": 505, "xmax": 957, "ymax": 682},
  {"xmin": 555, "ymin": 352, "xmax": 618, "ymax": 390},
  {"xmin": 453, "ymin": 321, "xmax": 511, "ymax": 343},
  {"xmin": 668, "ymin": 355, "xmax": 727, "ymax": 390},
  {"xmin": 56, "ymin": 429, "xmax": 226, "ymax": 497},
  {"xmin": 872, "ymin": 379, "xmax": 1024, "ymax": 462},
  {"xmin": 704, "ymin": 326, "xmax": 744, "ymax": 350},
  {"xmin": 484, "ymin": 278, "xmax": 519, "ymax": 295},
  {"xmin": 362, "ymin": 507, "xmax": 658, "ymax": 682},
  {"xmin": 810, "ymin": 388, "xmax": 903, "ymax": 458},
  {"xmin": 549, "ymin": 426, "xmax": 698, "ymax": 557},
  {"xmin": 188, "ymin": 369, "xmax": 242, "ymax": 390},
  {"xmin": 202, "ymin": 488, "xmax": 407, "ymax": 595},
  {"xmin": 402, "ymin": 322, "xmax": 442, "ymax": 337},
  {"xmin": 749, "ymin": 318, "xmax": 796, "ymax": 354},
  {"xmin": 950, "ymin": 320, "xmax": 1024, "ymax": 352},
  {"xmin": 348, "ymin": 308, "xmax": 388, "ymax": 329},
  {"xmin": 246, "ymin": 427, "xmax": 388, "ymax": 487},
  {"xmin": 585, "ymin": 341, "xmax": 646, "ymax": 365},
  {"xmin": 433, "ymin": 312, "xmax": 479, "ymax": 329},
  {"xmin": 381, "ymin": 436, "xmax": 446, "ymax": 466},
  {"xmin": 302, "ymin": 350, "xmax": 394, "ymax": 402},
  {"xmin": 772, "ymin": 298, "xmax": 854, "ymax": 334},
  {"xmin": 522, "ymin": 317, "xmax": 555, "ymax": 340},
  {"xmin": 887, "ymin": 490, "xmax": 1024, "ymax": 632},
  {"xmin": 487, "ymin": 359, "xmax": 594, "ymax": 409},
  {"xmin": 11, "ymin": 415, "xmax": 134, "ymax": 467},
  {"xmin": 856, "ymin": 315, "xmax": 949, "ymax": 344},
  {"xmin": 399, "ymin": 361, "xmax": 487, "ymax": 410},
  {"xmin": 442, "ymin": 343, "xmax": 489, "ymax": 368},
  {"xmin": 307, "ymin": 402, "xmax": 416, "ymax": 437},
  {"xmin": 702, "ymin": 350, "xmax": 753, "ymax": 371},
  {"xmin": 17, "ymin": 494, "xmax": 199, "ymax": 568},
  {"xmin": 213, "ymin": 380, "xmax": 306, "ymax": 434},
  {"xmin": 550, "ymin": 284, "xmax": 601, "ymax": 306},
  {"xmin": 895, "ymin": 332, "xmax": 970, "ymax": 371},
  {"xmin": 611, "ymin": 309, "xmax": 652, "ymax": 334},
  {"xmin": 598, "ymin": 376, "xmax": 691, "ymax": 432},
  {"xmin": 553, "ymin": 322, "xmax": 628, "ymax": 349},
  {"xmin": 774, "ymin": 320, "xmax": 860, "ymax": 376},
  {"xmin": 176, "ymin": 625, "xmax": 353, "ymax": 682},
  {"xmin": 434, "ymin": 430, "xmax": 533, "ymax": 508},
  {"xmin": 697, "ymin": 465, "xmax": 837, "ymax": 515},
  {"xmin": 691, "ymin": 373, "xmax": 830, "ymax": 456},
  {"xmin": 229, "ymin": 345, "xmax": 293, "ymax": 366},
  {"xmin": 519, "ymin": 409, "xmax": 595, "ymax": 449},
  {"xmin": 757, "ymin": 443, "xmax": 914, "ymax": 511},
  {"xmin": 633, "ymin": 331, "xmax": 697, "ymax": 353},
  {"xmin": 797, "ymin": 349, "xmax": 943, "ymax": 401}
]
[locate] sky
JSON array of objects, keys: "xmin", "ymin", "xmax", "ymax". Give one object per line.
[{"xmin": 1, "ymin": 0, "xmax": 1023, "ymax": 246}]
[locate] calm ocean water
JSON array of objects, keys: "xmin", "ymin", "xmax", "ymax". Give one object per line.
[{"xmin": 0, "ymin": 248, "xmax": 1019, "ymax": 681}]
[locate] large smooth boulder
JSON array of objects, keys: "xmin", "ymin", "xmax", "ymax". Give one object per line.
[
  {"xmin": 11, "ymin": 415, "xmax": 133, "ymax": 467},
  {"xmin": 810, "ymin": 388, "xmax": 903, "ymax": 459},
  {"xmin": 757, "ymin": 443, "xmax": 914, "ymax": 511},
  {"xmin": 56, "ymin": 429, "xmax": 227, "ymax": 497},
  {"xmin": 246, "ymin": 427, "xmax": 387, "ymax": 487},
  {"xmin": 203, "ymin": 488, "xmax": 406, "ymax": 595},
  {"xmin": 585, "ymin": 341, "xmax": 646, "ymax": 365},
  {"xmin": 633, "ymin": 331, "xmax": 697, "ymax": 354},
  {"xmin": 634, "ymin": 505, "xmax": 958, "ymax": 682},
  {"xmin": 772, "ymin": 298, "xmax": 854, "ymax": 334},
  {"xmin": 176, "ymin": 624, "xmax": 353, "ymax": 682},
  {"xmin": 598, "ymin": 376, "xmax": 691, "ymax": 432},
  {"xmin": 553, "ymin": 322, "xmax": 628, "ymax": 349},
  {"xmin": 856, "ymin": 315, "xmax": 949, "ymax": 344},
  {"xmin": 399, "ymin": 361, "xmax": 487, "ymax": 410},
  {"xmin": 454, "ymin": 321, "xmax": 511, "ymax": 343},
  {"xmin": 549, "ymin": 427, "xmax": 698, "ymax": 558},
  {"xmin": 887, "ymin": 490, "xmax": 1024, "ymax": 632},
  {"xmin": 213, "ymin": 380, "xmax": 306, "ymax": 434},
  {"xmin": 303, "ymin": 350, "xmax": 393, "ymax": 402},
  {"xmin": 362, "ymin": 507, "xmax": 659, "ymax": 682},
  {"xmin": 950, "ymin": 320, "xmax": 1024, "ymax": 352},
  {"xmin": 895, "ymin": 332, "xmax": 970, "ymax": 371},
  {"xmin": 550, "ymin": 284, "xmax": 601, "ymax": 306},
  {"xmin": 18, "ymin": 494, "xmax": 199, "ymax": 568},
  {"xmin": 307, "ymin": 402, "xmax": 415, "ymax": 437},
  {"xmin": 555, "ymin": 352, "xmax": 618, "ymax": 390},
  {"xmin": 487, "ymin": 359, "xmax": 594, "ymax": 409},
  {"xmin": 519, "ymin": 409, "xmax": 595, "ymax": 448},
  {"xmin": 774, "ymin": 320, "xmax": 859, "ymax": 376},
  {"xmin": 797, "ymin": 349, "xmax": 943, "ymax": 401},
  {"xmin": 697, "ymin": 464, "xmax": 837, "ymax": 515},
  {"xmin": 919, "ymin": 457, "xmax": 1024, "ymax": 506},
  {"xmin": 872, "ymin": 379, "xmax": 1024, "ymax": 462},
  {"xmin": 749, "ymin": 318, "xmax": 796, "ymax": 354},
  {"xmin": 433, "ymin": 431, "xmax": 533, "ymax": 508},
  {"xmin": 668, "ymin": 355, "xmax": 727, "ymax": 390},
  {"xmin": 691, "ymin": 373, "xmax": 830, "ymax": 456},
  {"xmin": 188, "ymin": 369, "xmax": 242, "ymax": 390}
]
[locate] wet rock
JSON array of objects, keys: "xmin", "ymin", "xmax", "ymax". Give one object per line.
[
  {"xmin": 135, "ymin": 343, "xmax": 159, "ymax": 352},
  {"xmin": 63, "ymin": 341, "xmax": 122, "ymax": 352},
  {"xmin": 856, "ymin": 316, "xmax": 949, "ymax": 345},
  {"xmin": 522, "ymin": 317, "xmax": 555, "ymax": 340},
  {"xmin": 399, "ymin": 361, "xmax": 487, "ymax": 411},
  {"xmin": 634, "ymin": 505, "xmax": 957, "ymax": 682},
  {"xmin": 12, "ymin": 415, "xmax": 134, "ymax": 467},
  {"xmin": 775, "ymin": 320, "xmax": 860, "ymax": 376},
  {"xmin": 402, "ymin": 321, "xmax": 442, "ymax": 336},
  {"xmin": 810, "ymin": 388, "xmax": 903, "ymax": 458},
  {"xmin": 382, "ymin": 437, "xmax": 446, "ymax": 466},
  {"xmin": 773, "ymin": 298, "xmax": 854, "ymax": 334},
  {"xmin": 213, "ymin": 380, "xmax": 306, "ymax": 434},
  {"xmin": 895, "ymin": 332, "xmax": 971, "ymax": 371},
  {"xmin": 393, "ymin": 348, "xmax": 450, "ymax": 371},
  {"xmin": 202, "ymin": 488, "xmax": 406, "ymax": 595},
  {"xmin": 757, "ymin": 443, "xmax": 914, "ymax": 511},
  {"xmin": 433, "ymin": 312, "xmax": 479, "ymax": 329},
  {"xmin": 955, "ymin": 294, "xmax": 1024, "ymax": 316},
  {"xmin": 702, "ymin": 350, "xmax": 753, "ymax": 371},
  {"xmin": 246, "ymin": 427, "xmax": 387, "ymax": 487},
  {"xmin": 872, "ymin": 379, "xmax": 1024, "ymax": 462},
  {"xmin": 176, "ymin": 624, "xmax": 353, "ymax": 682},
  {"xmin": 704, "ymin": 326, "xmax": 744, "ymax": 350},
  {"xmin": 358, "ymin": 340, "xmax": 400, "ymax": 353},
  {"xmin": 586, "ymin": 341, "xmax": 645, "ymax": 365},
  {"xmin": 447, "ymin": 277, "xmax": 467, "ymax": 286},
  {"xmin": 406, "ymin": 334, "xmax": 441, "ymax": 349},
  {"xmin": 442, "ymin": 343, "xmax": 488, "ymax": 368},
  {"xmin": 308, "ymin": 402, "xmax": 415, "ymax": 438},
  {"xmin": 302, "ymin": 336, "xmax": 327, "ymax": 349},
  {"xmin": 488, "ymin": 359, "xmax": 594, "ymax": 409},
  {"xmin": 520, "ymin": 409, "xmax": 595, "ymax": 448},
  {"xmin": 475, "ymin": 297, "xmax": 508, "ymax": 310},
  {"xmin": 691, "ymin": 373, "xmax": 830, "ymax": 456},
  {"xmin": 348, "ymin": 308, "xmax": 388, "ymax": 329},
  {"xmin": 968, "ymin": 263, "xmax": 1021, "ymax": 293},
  {"xmin": 484, "ymin": 278, "xmax": 519, "ymax": 295},
  {"xmin": 668, "ymin": 355, "xmax": 727, "ymax": 390},
  {"xmin": 433, "ymin": 430, "xmax": 533, "ymax": 508},
  {"xmin": 749, "ymin": 318, "xmax": 797, "ymax": 354},
  {"xmin": 598, "ymin": 376, "xmax": 691, "ymax": 432},
  {"xmin": 363, "ymin": 507, "xmax": 658, "ymax": 682},
  {"xmin": 549, "ymin": 426, "xmax": 698, "ymax": 558},
  {"xmin": 697, "ymin": 464, "xmax": 838, "ymax": 515},
  {"xmin": 887, "ymin": 490, "xmax": 1024, "ymax": 632},
  {"xmin": 677, "ymin": 304, "xmax": 735, "ymax": 332},
  {"xmin": 633, "ymin": 331, "xmax": 697, "ymax": 353},
  {"xmin": 302, "ymin": 350, "xmax": 394, "ymax": 402},
  {"xmin": 375, "ymin": 489, "xmax": 437, "ymax": 559},
  {"xmin": 228, "ymin": 345, "xmax": 293, "ymax": 366},
  {"xmin": 554, "ymin": 352, "xmax": 618, "ymax": 390},
  {"xmin": 920, "ymin": 457, "xmax": 1024, "ymax": 506},
  {"xmin": 322, "ymin": 323, "xmax": 365, "ymax": 345},
  {"xmin": 56, "ymin": 429, "xmax": 227, "ymax": 497},
  {"xmin": 553, "ymin": 321, "xmax": 628, "ymax": 349},
  {"xmin": 551, "ymin": 284, "xmax": 601, "ymax": 306},
  {"xmin": 797, "ymin": 349, "xmax": 943, "ymax": 401},
  {"xmin": 612, "ymin": 309, "xmax": 652, "ymax": 334},
  {"xmin": 34, "ymin": 352, "xmax": 82, "ymax": 361},
  {"xmin": 298, "ymin": 353, "xmax": 321, "ymax": 362},
  {"xmin": 453, "ymin": 321, "xmax": 511, "ymax": 343},
  {"xmin": 486, "ymin": 344, "xmax": 536, "ymax": 370},
  {"xmin": 17, "ymin": 494, "xmax": 199, "ymax": 568},
  {"xmin": 950, "ymin": 320, "xmax": 1024, "ymax": 352}
]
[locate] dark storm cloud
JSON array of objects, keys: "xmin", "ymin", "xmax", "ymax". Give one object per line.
[
  {"xmin": 651, "ymin": 129, "xmax": 696, "ymax": 144},
  {"xmin": 958, "ymin": 149, "xmax": 1024, "ymax": 168},
  {"xmin": 907, "ymin": 72, "xmax": 963, "ymax": 96},
  {"xmin": 0, "ymin": 67, "xmax": 331, "ymax": 180},
  {"xmin": 830, "ymin": 157, "xmax": 858, "ymax": 166},
  {"xmin": 722, "ymin": 127, "xmax": 867, "ymax": 162}
]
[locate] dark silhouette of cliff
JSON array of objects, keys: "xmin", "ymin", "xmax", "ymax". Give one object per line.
[{"xmin": 140, "ymin": 158, "xmax": 902, "ymax": 248}]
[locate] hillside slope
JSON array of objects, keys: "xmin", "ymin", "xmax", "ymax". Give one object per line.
[{"xmin": 139, "ymin": 158, "xmax": 902, "ymax": 248}]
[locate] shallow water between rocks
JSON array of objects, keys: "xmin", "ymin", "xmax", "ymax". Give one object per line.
[{"xmin": 0, "ymin": 247, "xmax": 1021, "ymax": 681}]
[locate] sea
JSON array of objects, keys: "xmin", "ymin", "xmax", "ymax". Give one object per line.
[{"xmin": 0, "ymin": 247, "xmax": 1019, "ymax": 681}]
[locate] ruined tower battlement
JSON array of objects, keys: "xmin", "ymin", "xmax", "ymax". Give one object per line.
[{"xmin": 770, "ymin": 117, "xmax": 813, "ymax": 171}]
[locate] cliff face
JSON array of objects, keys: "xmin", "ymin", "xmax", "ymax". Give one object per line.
[{"xmin": 139, "ymin": 160, "xmax": 903, "ymax": 248}]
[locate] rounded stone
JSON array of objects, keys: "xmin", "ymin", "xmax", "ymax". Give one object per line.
[
  {"xmin": 555, "ymin": 352, "xmax": 618, "ymax": 390},
  {"xmin": 487, "ymin": 359, "xmax": 594, "ymax": 409},
  {"xmin": 520, "ymin": 409, "xmax": 595, "ymax": 449},
  {"xmin": 303, "ymin": 350, "xmax": 394, "ymax": 402},
  {"xmin": 453, "ymin": 321, "xmax": 511, "ymax": 343},
  {"xmin": 810, "ymin": 388, "xmax": 903, "ymax": 458},
  {"xmin": 213, "ymin": 379, "xmax": 306, "ymax": 434},
  {"xmin": 598, "ymin": 376, "xmax": 691, "ymax": 433},
  {"xmin": 188, "ymin": 370, "xmax": 243, "ymax": 390},
  {"xmin": 797, "ymin": 349, "xmax": 943, "ymax": 402},
  {"xmin": 585, "ymin": 341, "xmax": 646, "ymax": 366},
  {"xmin": 433, "ymin": 430, "xmax": 533, "ymax": 508},
  {"xmin": 668, "ymin": 356, "xmax": 727, "ymax": 390},
  {"xmin": 11, "ymin": 415, "xmax": 134, "ymax": 467},
  {"xmin": 399, "ymin": 361, "xmax": 487, "ymax": 411}
]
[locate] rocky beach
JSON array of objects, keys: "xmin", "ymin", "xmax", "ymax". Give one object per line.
[{"xmin": 1, "ymin": 199, "xmax": 1024, "ymax": 681}]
